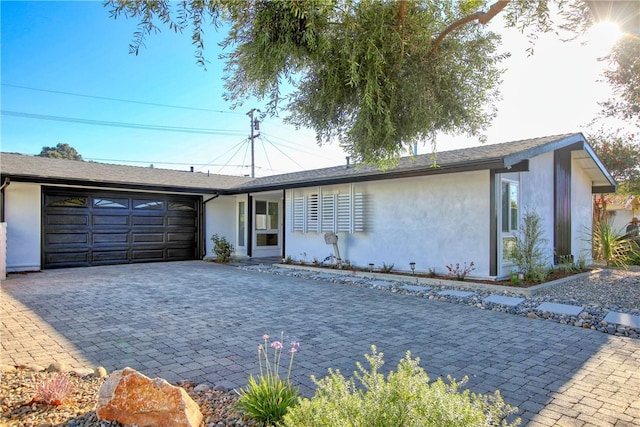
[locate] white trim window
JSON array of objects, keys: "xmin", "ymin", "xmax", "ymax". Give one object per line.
[
  {"xmin": 290, "ymin": 187, "xmax": 366, "ymax": 233},
  {"xmin": 501, "ymin": 179, "xmax": 519, "ymax": 260}
]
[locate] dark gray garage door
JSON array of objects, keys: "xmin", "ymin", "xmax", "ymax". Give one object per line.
[{"xmin": 43, "ymin": 188, "xmax": 200, "ymax": 269}]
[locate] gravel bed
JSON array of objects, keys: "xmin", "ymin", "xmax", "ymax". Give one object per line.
[
  {"xmin": 243, "ymin": 265, "xmax": 640, "ymax": 339},
  {"xmin": 0, "ymin": 369, "xmax": 256, "ymax": 427}
]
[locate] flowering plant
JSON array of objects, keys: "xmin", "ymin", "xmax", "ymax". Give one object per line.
[
  {"xmin": 446, "ymin": 261, "xmax": 475, "ymax": 281},
  {"xmin": 33, "ymin": 373, "xmax": 74, "ymax": 406},
  {"xmin": 236, "ymin": 332, "xmax": 300, "ymax": 426}
]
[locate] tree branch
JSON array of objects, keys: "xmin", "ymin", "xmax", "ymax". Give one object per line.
[{"xmin": 430, "ymin": 0, "xmax": 511, "ymax": 54}]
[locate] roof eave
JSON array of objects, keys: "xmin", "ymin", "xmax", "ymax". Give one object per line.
[
  {"xmin": 0, "ymin": 174, "xmax": 223, "ymax": 195},
  {"xmin": 223, "ymin": 158, "xmax": 508, "ymax": 194}
]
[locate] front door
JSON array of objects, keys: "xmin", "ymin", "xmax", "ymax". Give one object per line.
[{"xmin": 253, "ymin": 199, "xmax": 282, "ymax": 257}]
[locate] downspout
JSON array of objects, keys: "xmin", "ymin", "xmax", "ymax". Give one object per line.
[
  {"xmin": 0, "ymin": 177, "xmax": 10, "ymax": 222},
  {"xmin": 202, "ymin": 193, "xmax": 220, "ymax": 258}
]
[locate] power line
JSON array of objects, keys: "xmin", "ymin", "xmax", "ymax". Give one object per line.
[
  {"xmin": 261, "ymin": 134, "xmax": 306, "ymax": 171},
  {"xmin": 195, "ymin": 138, "xmax": 249, "ymax": 172},
  {"xmin": 1, "ymin": 110, "xmax": 246, "ymax": 136},
  {"xmin": 1, "ymin": 83, "xmax": 244, "ymax": 114},
  {"xmin": 260, "ymin": 131, "xmax": 339, "ymax": 162},
  {"xmin": 84, "ymin": 157, "xmax": 246, "ymax": 168}
]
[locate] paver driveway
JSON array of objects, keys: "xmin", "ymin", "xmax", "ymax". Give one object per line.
[{"xmin": 2, "ymin": 261, "xmax": 639, "ymax": 426}]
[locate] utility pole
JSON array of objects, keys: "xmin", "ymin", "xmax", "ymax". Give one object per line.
[{"xmin": 247, "ymin": 108, "xmax": 260, "ymax": 178}]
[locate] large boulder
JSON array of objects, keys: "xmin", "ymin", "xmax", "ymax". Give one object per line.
[{"xmin": 96, "ymin": 367, "xmax": 203, "ymax": 427}]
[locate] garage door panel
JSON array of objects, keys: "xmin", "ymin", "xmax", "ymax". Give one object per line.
[
  {"xmin": 167, "ymin": 216, "xmax": 196, "ymax": 226},
  {"xmin": 168, "ymin": 232, "xmax": 195, "ymax": 242},
  {"xmin": 43, "ymin": 189, "xmax": 200, "ymax": 269},
  {"xmin": 46, "ymin": 214, "xmax": 89, "ymax": 226},
  {"xmin": 93, "ymin": 233, "xmax": 129, "ymax": 244},
  {"xmin": 93, "ymin": 215, "xmax": 129, "ymax": 226},
  {"xmin": 132, "ymin": 216, "xmax": 165, "ymax": 226},
  {"xmin": 46, "ymin": 232, "xmax": 90, "ymax": 245},
  {"xmin": 167, "ymin": 247, "xmax": 196, "ymax": 259},
  {"xmin": 132, "ymin": 233, "xmax": 164, "ymax": 243},
  {"xmin": 131, "ymin": 249, "xmax": 165, "ymax": 261},
  {"xmin": 92, "ymin": 250, "xmax": 130, "ymax": 263},
  {"xmin": 45, "ymin": 250, "xmax": 90, "ymax": 266}
]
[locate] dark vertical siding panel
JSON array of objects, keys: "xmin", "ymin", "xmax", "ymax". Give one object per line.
[
  {"xmin": 247, "ymin": 194, "xmax": 253, "ymax": 257},
  {"xmin": 489, "ymin": 170, "xmax": 497, "ymax": 276},
  {"xmin": 554, "ymin": 149, "xmax": 572, "ymax": 263}
]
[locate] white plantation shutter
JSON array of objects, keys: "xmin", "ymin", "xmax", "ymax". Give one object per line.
[
  {"xmin": 336, "ymin": 193, "xmax": 351, "ymax": 232},
  {"xmin": 292, "ymin": 196, "xmax": 305, "ymax": 232},
  {"xmin": 291, "ymin": 188, "xmax": 366, "ymax": 233},
  {"xmin": 321, "ymin": 194, "xmax": 336, "ymax": 232},
  {"xmin": 307, "ymin": 194, "xmax": 319, "ymax": 232},
  {"xmin": 353, "ymin": 193, "xmax": 365, "ymax": 232}
]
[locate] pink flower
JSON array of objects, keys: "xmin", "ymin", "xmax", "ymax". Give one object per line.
[
  {"xmin": 262, "ymin": 334, "xmax": 270, "ymax": 340},
  {"xmin": 271, "ymin": 341, "xmax": 283, "ymax": 350},
  {"xmin": 289, "ymin": 347, "xmax": 298, "ymax": 354}
]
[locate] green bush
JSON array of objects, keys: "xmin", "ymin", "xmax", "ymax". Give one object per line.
[
  {"xmin": 508, "ymin": 210, "xmax": 549, "ymax": 283},
  {"xmin": 591, "ymin": 220, "xmax": 635, "ymax": 268},
  {"xmin": 211, "ymin": 234, "xmax": 233, "ymax": 262},
  {"xmin": 283, "ymin": 346, "xmax": 520, "ymax": 427}
]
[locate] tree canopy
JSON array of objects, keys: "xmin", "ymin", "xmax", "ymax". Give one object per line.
[
  {"xmin": 38, "ymin": 143, "xmax": 83, "ymax": 160},
  {"xmin": 601, "ymin": 35, "xmax": 640, "ymax": 126},
  {"xmin": 105, "ymin": 0, "xmax": 633, "ymax": 165},
  {"xmin": 590, "ymin": 130, "xmax": 640, "ymax": 194}
]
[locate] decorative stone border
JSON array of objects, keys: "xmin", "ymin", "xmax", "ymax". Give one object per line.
[{"xmin": 273, "ymin": 263, "xmax": 595, "ymax": 297}]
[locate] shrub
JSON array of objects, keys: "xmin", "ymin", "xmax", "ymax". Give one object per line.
[
  {"xmin": 284, "ymin": 346, "xmax": 519, "ymax": 426},
  {"xmin": 508, "ymin": 210, "xmax": 549, "ymax": 282},
  {"xmin": 446, "ymin": 261, "xmax": 475, "ymax": 281},
  {"xmin": 591, "ymin": 220, "xmax": 636, "ymax": 268},
  {"xmin": 380, "ymin": 262, "xmax": 394, "ymax": 273},
  {"xmin": 237, "ymin": 333, "xmax": 300, "ymax": 426},
  {"xmin": 34, "ymin": 373, "xmax": 74, "ymax": 406},
  {"xmin": 211, "ymin": 234, "xmax": 233, "ymax": 263}
]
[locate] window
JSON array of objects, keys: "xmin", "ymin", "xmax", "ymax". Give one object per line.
[
  {"xmin": 501, "ymin": 181, "xmax": 518, "ymax": 233},
  {"xmin": 255, "ymin": 200, "xmax": 278, "ymax": 231},
  {"xmin": 238, "ymin": 201, "xmax": 245, "ymax": 247},
  {"xmin": 134, "ymin": 200, "xmax": 164, "ymax": 210},
  {"xmin": 501, "ymin": 180, "xmax": 519, "ymax": 261},
  {"xmin": 255, "ymin": 201, "xmax": 267, "ymax": 230},
  {"xmin": 268, "ymin": 201, "xmax": 279, "ymax": 230},
  {"xmin": 169, "ymin": 201, "xmax": 195, "ymax": 211},
  {"xmin": 47, "ymin": 196, "xmax": 87, "ymax": 208},
  {"xmin": 94, "ymin": 198, "xmax": 128, "ymax": 208},
  {"xmin": 291, "ymin": 188, "xmax": 366, "ymax": 233}
]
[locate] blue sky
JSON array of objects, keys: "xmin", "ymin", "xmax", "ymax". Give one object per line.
[{"xmin": 1, "ymin": 1, "xmax": 623, "ymax": 176}]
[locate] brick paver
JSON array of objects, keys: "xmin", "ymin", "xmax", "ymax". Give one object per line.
[{"xmin": 2, "ymin": 261, "xmax": 639, "ymax": 425}]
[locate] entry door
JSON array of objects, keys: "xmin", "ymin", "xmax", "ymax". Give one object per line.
[{"xmin": 253, "ymin": 199, "xmax": 281, "ymax": 257}]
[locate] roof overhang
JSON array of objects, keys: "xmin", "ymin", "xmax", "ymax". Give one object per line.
[{"xmin": 0, "ymin": 174, "xmax": 221, "ymax": 195}]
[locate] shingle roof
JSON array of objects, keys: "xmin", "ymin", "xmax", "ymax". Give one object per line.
[
  {"xmin": 0, "ymin": 152, "xmax": 252, "ymax": 193},
  {"xmin": 230, "ymin": 132, "xmax": 615, "ymax": 192},
  {"xmin": 0, "ymin": 133, "xmax": 616, "ymax": 194}
]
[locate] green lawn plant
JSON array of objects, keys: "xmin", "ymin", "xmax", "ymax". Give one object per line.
[
  {"xmin": 236, "ymin": 333, "xmax": 300, "ymax": 426},
  {"xmin": 284, "ymin": 346, "xmax": 520, "ymax": 427}
]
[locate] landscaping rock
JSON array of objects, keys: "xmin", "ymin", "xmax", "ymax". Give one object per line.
[
  {"xmin": 96, "ymin": 367, "xmax": 203, "ymax": 427},
  {"xmin": 46, "ymin": 361, "xmax": 67, "ymax": 373},
  {"xmin": 94, "ymin": 366, "xmax": 108, "ymax": 378},
  {"xmin": 0, "ymin": 364, "xmax": 16, "ymax": 373}
]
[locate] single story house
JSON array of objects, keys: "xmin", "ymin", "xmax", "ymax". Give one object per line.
[{"xmin": 0, "ymin": 132, "xmax": 616, "ymax": 279}]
